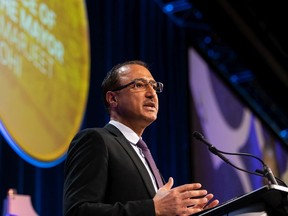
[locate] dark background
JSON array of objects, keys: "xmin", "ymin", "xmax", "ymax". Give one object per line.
[
  {"xmin": 186, "ymin": 0, "xmax": 288, "ymax": 146},
  {"xmin": 1, "ymin": 1, "xmax": 287, "ymax": 215}
]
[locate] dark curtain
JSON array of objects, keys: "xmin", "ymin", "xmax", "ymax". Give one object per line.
[{"xmin": 0, "ymin": 1, "xmax": 192, "ymax": 215}]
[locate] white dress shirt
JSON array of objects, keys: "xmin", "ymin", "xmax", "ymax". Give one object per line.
[{"xmin": 109, "ymin": 120, "xmax": 158, "ymax": 192}]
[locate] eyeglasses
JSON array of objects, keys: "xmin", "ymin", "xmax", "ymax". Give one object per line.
[{"xmin": 111, "ymin": 78, "xmax": 164, "ymax": 93}]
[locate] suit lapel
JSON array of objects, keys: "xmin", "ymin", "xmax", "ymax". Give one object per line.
[{"xmin": 104, "ymin": 124, "xmax": 156, "ymax": 197}]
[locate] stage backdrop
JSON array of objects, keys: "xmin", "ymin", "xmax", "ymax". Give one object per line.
[
  {"xmin": 0, "ymin": 1, "xmax": 192, "ymax": 215},
  {"xmin": 189, "ymin": 48, "xmax": 288, "ymax": 203},
  {"xmin": 1, "ymin": 1, "xmax": 288, "ymax": 215}
]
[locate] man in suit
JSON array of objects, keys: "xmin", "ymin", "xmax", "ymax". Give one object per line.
[{"xmin": 63, "ymin": 60, "xmax": 219, "ymax": 216}]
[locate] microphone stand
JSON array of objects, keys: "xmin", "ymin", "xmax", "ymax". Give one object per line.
[{"xmin": 192, "ymin": 131, "xmax": 284, "ymax": 186}]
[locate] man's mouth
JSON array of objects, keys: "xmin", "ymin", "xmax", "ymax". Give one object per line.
[{"xmin": 144, "ymin": 102, "xmax": 156, "ymax": 110}]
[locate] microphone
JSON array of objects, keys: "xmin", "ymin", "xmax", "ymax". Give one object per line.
[
  {"xmin": 192, "ymin": 131, "xmax": 280, "ymax": 185},
  {"xmin": 192, "ymin": 131, "xmax": 234, "ymax": 166}
]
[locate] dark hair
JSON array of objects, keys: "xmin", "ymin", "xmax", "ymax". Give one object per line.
[{"xmin": 101, "ymin": 60, "xmax": 148, "ymax": 112}]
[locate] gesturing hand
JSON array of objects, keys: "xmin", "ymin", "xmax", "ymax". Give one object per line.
[{"xmin": 153, "ymin": 177, "xmax": 218, "ymax": 216}]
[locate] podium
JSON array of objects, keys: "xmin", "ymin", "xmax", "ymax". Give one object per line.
[{"xmin": 194, "ymin": 184, "xmax": 288, "ymax": 216}]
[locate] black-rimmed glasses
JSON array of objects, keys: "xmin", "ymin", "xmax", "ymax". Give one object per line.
[{"xmin": 111, "ymin": 78, "xmax": 164, "ymax": 93}]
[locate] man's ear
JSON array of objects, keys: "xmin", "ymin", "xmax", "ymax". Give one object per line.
[{"xmin": 106, "ymin": 91, "xmax": 117, "ymax": 107}]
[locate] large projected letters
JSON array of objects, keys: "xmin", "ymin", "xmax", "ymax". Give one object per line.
[{"xmin": 0, "ymin": 0, "xmax": 90, "ymax": 167}]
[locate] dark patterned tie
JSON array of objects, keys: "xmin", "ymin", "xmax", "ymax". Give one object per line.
[{"xmin": 137, "ymin": 139, "xmax": 163, "ymax": 188}]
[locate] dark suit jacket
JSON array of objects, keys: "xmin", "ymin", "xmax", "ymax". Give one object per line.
[{"xmin": 63, "ymin": 124, "xmax": 158, "ymax": 216}]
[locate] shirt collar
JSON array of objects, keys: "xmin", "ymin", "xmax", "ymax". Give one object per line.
[{"xmin": 109, "ymin": 120, "xmax": 140, "ymax": 144}]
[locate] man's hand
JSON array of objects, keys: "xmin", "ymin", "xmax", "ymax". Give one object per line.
[{"xmin": 153, "ymin": 177, "xmax": 219, "ymax": 216}]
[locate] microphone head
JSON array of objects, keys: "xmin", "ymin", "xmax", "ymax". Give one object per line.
[{"xmin": 192, "ymin": 131, "xmax": 204, "ymax": 140}]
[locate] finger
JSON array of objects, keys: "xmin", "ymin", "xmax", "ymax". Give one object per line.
[
  {"xmin": 159, "ymin": 177, "xmax": 173, "ymax": 191},
  {"xmin": 197, "ymin": 194, "xmax": 219, "ymax": 210},
  {"xmin": 195, "ymin": 193, "xmax": 213, "ymax": 208},
  {"xmin": 181, "ymin": 189, "xmax": 208, "ymax": 200},
  {"xmin": 182, "ymin": 196, "xmax": 209, "ymax": 208},
  {"xmin": 176, "ymin": 183, "xmax": 203, "ymax": 193},
  {"xmin": 184, "ymin": 205, "xmax": 203, "ymax": 215},
  {"xmin": 177, "ymin": 206, "xmax": 202, "ymax": 216},
  {"xmin": 204, "ymin": 199, "xmax": 219, "ymax": 209},
  {"xmin": 190, "ymin": 197, "xmax": 208, "ymax": 206},
  {"xmin": 203, "ymin": 194, "xmax": 219, "ymax": 207}
]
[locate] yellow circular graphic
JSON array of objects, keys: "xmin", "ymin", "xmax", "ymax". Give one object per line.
[{"xmin": 0, "ymin": 0, "xmax": 90, "ymax": 166}]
